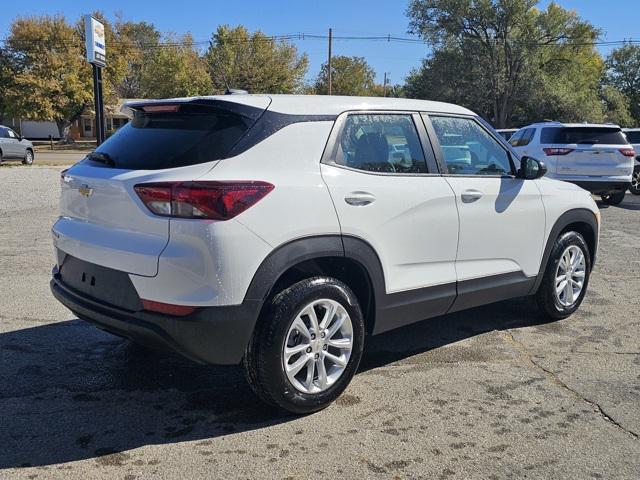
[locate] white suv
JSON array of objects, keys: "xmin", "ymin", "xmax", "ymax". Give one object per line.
[
  {"xmin": 622, "ymin": 128, "xmax": 640, "ymax": 195},
  {"xmin": 509, "ymin": 122, "xmax": 635, "ymax": 205},
  {"xmin": 51, "ymin": 95, "xmax": 599, "ymax": 413}
]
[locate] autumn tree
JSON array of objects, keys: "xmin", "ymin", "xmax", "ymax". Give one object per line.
[
  {"xmin": 205, "ymin": 25, "xmax": 308, "ymax": 93},
  {"xmin": 406, "ymin": 0, "xmax": 602, "ymax": 127},
  {"xmin": 140, "ymin": 33, "xmax": 212, "ymax": 98},
  {"xmin": 314, "ymin": 56, "xmax": 379, "ymax": 96},
  {"xmin": 3, "ymin": 15, "xmax": 93, "ymax": 140}
]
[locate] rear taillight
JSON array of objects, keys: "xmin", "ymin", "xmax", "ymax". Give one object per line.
[
  {"xmin": 619, "ymin": 148, "xmax": 636, "ymax": 157},
  {"xmin": 543, "ymin": 148, "xmax": 574, "ymax": 156},
  {"xmin": 134, "ymin": 181, "xmax": 274, "ymax": 220}
]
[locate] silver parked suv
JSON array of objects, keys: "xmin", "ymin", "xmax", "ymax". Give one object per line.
[
  {"xmin": 0, "ymin": 125, "xmax": 34, "ymax": 165},
  {"xmin": 510, "ymin": 122, "xmax": 634, "ymax": 205}
]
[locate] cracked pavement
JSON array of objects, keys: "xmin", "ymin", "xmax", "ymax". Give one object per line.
[{"xmin": 0, "ymin": 167, "xmax": 639, "ymax": 479}]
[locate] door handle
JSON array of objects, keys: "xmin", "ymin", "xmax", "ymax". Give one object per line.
[
  {"xmin": 461, "ymin": 189, "xmax": 483, "ymax": 203},
  {"xmin": 344, "ymin": 191, "xmax": 376, "ymax": 206}
]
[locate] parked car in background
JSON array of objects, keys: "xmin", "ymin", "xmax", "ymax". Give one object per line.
[
  {"xmin": 509, "ymin": 122, "xmax": 634, "ymax": 205},
  {"xmin": 0, "ymin": 125, "xmax": 34, "ymax": 165},
  {"xmin": 496, "ymin": 128, "xmax": 517, "ymax": 141},
  {"xmin": 622, "ymin": 128, "xmax": 640, "ymax": 195},
  {"xmin": 51, "ymin": 95, "xmax": 599, "ymax": 413}
]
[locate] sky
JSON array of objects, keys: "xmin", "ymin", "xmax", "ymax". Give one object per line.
[{"xmin": 1, "ymin": 0, "xmax": 638, "ymax": 86}]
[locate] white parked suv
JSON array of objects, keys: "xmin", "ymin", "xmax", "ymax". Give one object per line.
[
  {"xmin": 622, "ymin": 128, "xmax": 640, "ymax": 195},
  {"xmin": 51, "ymin": 95, "xmax": 600, "ymax": 413},
  {"xmin": 509, "ymin": 122, "xmax": 635, "ymax": 205}
]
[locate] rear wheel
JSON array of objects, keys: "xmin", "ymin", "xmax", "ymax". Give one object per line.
[
  {"xmin": 22, "ymin": 149, "xmax": 33, "ymax": 165},
  {"xmin": 243, "ymin": 276, "xmax": 365, "ymax": 414},
  {"xmin": 535, "ymin": 231, "xmax": 591, "ymax": 320},
  {"xmin": 600, "ymin": 191, "xmax": 625, "ymax": 205},
  {"xmin": 630, "ymin": 166, "xmax": 640, "ymax": 195}
]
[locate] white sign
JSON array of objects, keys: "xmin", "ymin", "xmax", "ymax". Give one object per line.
[{"xmin": 84, "ymin": 15, "xmax": 106, "ymax": 67}]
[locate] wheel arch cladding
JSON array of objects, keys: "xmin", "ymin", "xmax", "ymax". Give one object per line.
[
  {"xmin": 531, "ymin": 208, "xmax": 598, "ymax": 294},
  {"xmin": 243, "ymin": 235, "xmax": 383, "ymax": 334}
]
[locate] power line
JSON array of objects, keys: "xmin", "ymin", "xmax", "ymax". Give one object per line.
[{"xmin": 1, "ymin": 31, "xmax": 639, "ymax": 50}]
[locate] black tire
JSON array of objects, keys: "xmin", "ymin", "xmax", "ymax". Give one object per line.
[
  {"xmin": 535, "ymin": 231, "xmax": 591, "ymax": 320},
  {"xmin": 0, "ymin": 150, "xmax": 3, "ymax": 165},
  {"xmin": 600, "ymin": 191, "xmax": 625, "ymax": 205},
  {"xmin": 22, "ymin": 149, "xmax": 34, "ymax": 165},
  {"xmin": 243, "ymin": 276, "xmax": 365, "ymax": 414},
  {"xmin": 630, "ymin": 166, "xmax": 640, "ymax": 195}
]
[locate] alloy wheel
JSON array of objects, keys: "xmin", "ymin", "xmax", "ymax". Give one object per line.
[
  {"xmin": 283, "ymin": 299, "xmax": 353, "ymax": 394},
  {"xmin": 554, "ymin": 245, "xmax": 586, "ymax": 307}
]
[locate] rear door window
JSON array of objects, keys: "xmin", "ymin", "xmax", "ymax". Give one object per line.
[
  {"xmin": 90, "ymin": 102, "xmax": 264, "ymax": 170},
  {"xmin": 508, "ymin": 129, "xmax": 524, "ymax": 147},
  {"xmin": 334, "ymin": 114, "xmax": 428, "ymax": 173},
  {"xmin": 541, "ymin": 127, "xmax": 628, "ymax": 145}
]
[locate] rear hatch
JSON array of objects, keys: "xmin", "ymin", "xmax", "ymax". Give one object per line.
[
  {"xmin": 541, "ymin": 126, "xmax": 633, "ymax": 177},
  {"xmin": 53, "ymin": 96, "xmax": 270, "ymax": 277}
]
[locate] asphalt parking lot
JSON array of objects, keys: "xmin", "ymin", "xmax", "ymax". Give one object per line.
[{"xmin": 1, "ymin": 166, "xmax": 638, "ymax": 479}]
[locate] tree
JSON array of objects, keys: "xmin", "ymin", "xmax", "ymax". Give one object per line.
[
  {"xmin": 600, "ymin": 85, "xmax": 633, "ymax": 127},
  {"xmin": 205, "ymin": 25, "xmax": 308, "ymax": 93},
  {"xmin": 140, "ymin": 33, "xmax": 212, "ymax": 98},
  {"xmin": 406, "ymin": 0, "xmax": 602, "ymax": 127},
  {"xmin": 314, "ymin": 56, "xmax": 378, "ymax": 96},
  {"xmin": 4, "ymin": 15, "xmax": 93, "ymax": 140},
  {"xmin": 604, "ymin": 44, "xmax": 640, "ymax": 125}
]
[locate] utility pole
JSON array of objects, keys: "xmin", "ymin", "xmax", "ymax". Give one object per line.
[
  {"xmin": 383, "ymin": 72, "xmax": 388, "ymax": 97},
  {"xmin": 328, "ymin": 28, "xmax": 333, "ymax": 95}
]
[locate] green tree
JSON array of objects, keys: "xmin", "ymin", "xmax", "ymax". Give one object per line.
[
  {"xmin": 604, "ymin": 44, "xmax": 640, "ymax": 125},
  {"xmin": 140, "ymin": 33, "xmax": 212, "ymax": 98},
  {"xmin": 205, "ymin": 25, "xmax": 308, "ymax": 93},
  {"xmin": 4, "ymin": 15, "xmax": 93, "ymax": 140},
  {"xmin": 406, "ymin": 0, "xmax": 602, "ymax": 127},
  {"xmin": 314, "ymin": 56, "xmax": 379, "ymax": 96},
  {"xmin": 600, "ymin": 85, "xmax": 633, "ymax": 127}
]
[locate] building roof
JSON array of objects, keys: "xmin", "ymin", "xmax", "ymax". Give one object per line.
[{"xmin": 125, "ymin": 94, "xmax": 476, "ymax": 116}]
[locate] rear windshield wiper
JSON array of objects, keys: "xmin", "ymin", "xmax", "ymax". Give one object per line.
[
  {"xmin": 575, "ymin": 138, "xmax": 600, "ymax": 144},
  {"xmin": 87, "ymin": 151, "xmax": 116, "ymax": 167}
]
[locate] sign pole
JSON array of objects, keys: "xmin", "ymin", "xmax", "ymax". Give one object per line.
[
  {"xmin": 85, "ymin": 15, "xmax": 107, "ymax": 146},
  {"xmin": 92, "ymin": 64, "xmax": 105, "ymax": 145}
]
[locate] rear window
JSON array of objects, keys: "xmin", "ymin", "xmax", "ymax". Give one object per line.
[
  {"xmin": 90, "ymin": 102, "xmax": 261, "ymax": 170},
  {"xmin": 625, "ymin": 131, "xmax": 640, "ymax": 143},
  {"xmin": 541, "ymin": 127, "xmax": 627, "ymax": 145}
]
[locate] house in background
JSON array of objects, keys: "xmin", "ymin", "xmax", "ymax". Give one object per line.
[{"xmin": 4, "ymin": 98, "xmax": 141, "ymax": 140}]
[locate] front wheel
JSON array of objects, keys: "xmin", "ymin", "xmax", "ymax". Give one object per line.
[
  {"xmin": 535, "ymin": 231, "xmax": 591, "ymax": 320},
  {"xmin": 600, "ymin": 191, "xmax": 625, "ymax": 205},
  {"xmin": 22, "ymin": 149, "xmax": 34, "ymax": 165},
  {"xmin": 243, "ymin": 277, "xmax": 365, "ymax": 414},
  {"xmin": 630, "ymin": 166, "xmax": 640, "ymax": 195}
]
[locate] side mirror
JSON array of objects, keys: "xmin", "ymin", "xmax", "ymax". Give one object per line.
[{"xmin": 519, "ymin": 156, "xmax": 547, "ymax": 180}]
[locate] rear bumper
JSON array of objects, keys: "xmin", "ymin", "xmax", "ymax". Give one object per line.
[
  {"xmin": 50, "ymin": 272, "xmax": 261, "ymax": 365},
  {"xmin": 568, "ymin": 180, "xmax": 631, "ymax": 194}
]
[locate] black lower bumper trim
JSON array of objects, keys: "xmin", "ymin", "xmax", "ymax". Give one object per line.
[
  {"xmin": 50, "ymin": 278, "xmax": 261, "ymax": 365},
  {"xmin": 570, "ymin": 180, "xmax": 631, "ymax": 194}
]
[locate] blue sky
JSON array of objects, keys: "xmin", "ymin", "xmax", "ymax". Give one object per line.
[{"xmin": 1, "ymin": 0, "xmax": 638, "ymax": 85}]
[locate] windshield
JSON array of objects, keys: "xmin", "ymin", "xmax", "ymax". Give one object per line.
[
  {"xmin": 541, "ymin": 127, "xmax": 627, "ymax": 145},
  {"xmin": 90, "ymin": 102, "xmax": 261, "ymax": 170}
]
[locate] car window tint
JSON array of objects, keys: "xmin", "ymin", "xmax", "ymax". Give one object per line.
[
  {"xmin": 335, "ymin": 114, "xmax": 428, "ymax": 173},
  {"xmin": 541, "ymin": 127, "xmax": 628, "ymax": 145},
  {"xmin": 430, "ymin": 116, "xmax": 513, "ymax": 176},
  {"xmin": 92, "ymin": 102, "xmax": 261, "ymax": 170},
  {"xmin": 508, "ymin": 129, "xmax": 524, "ymax": 147},
  {"xmin": 0, "ymin": 128, "xmax": 8, "ymax": 138},
  {"xmin": 624, "ymin": 131, "xmax": 640, "ymax": 143},
  {"xmin": 519, "ymin": 128, "xmax": 535, "ymax": 146}
]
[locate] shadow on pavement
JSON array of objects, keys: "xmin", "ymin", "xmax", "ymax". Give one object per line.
[{"xmin": 0, "ymin": 298, "xmax": 552, "ymax": 468}]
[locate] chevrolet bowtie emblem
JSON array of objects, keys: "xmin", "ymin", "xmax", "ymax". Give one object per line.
[{"xmin": 78, "ymin": 184, "xmax": 93, "ymax": 197}]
